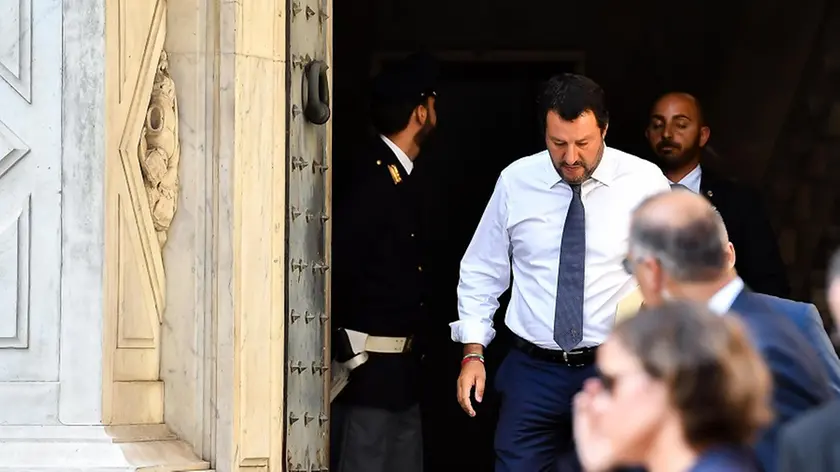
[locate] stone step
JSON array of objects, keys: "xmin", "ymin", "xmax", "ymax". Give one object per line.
[{"xmin": 0, "ymin": 426, "xmax": 210, "ymax": 472}]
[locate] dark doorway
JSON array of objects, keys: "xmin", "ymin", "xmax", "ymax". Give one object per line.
[
  {"xmin": 424, "ymin": 58, "xmax": 580, "ymax": 472},
  {"xmin": 335, "ymin": 54, "xmax": 579, "ymax": 471}
]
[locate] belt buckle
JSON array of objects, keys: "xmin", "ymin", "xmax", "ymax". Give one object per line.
[
  {"xmin": 403, "ymin": 336, "xmax": 413, "ymax": 353},
  {"xmin": 563, "ymin": 349, "xmax": 587, "ymax": 368}
]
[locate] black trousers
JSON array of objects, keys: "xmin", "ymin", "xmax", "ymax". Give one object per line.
[{"xmin": 331, "ymin": 402, "xmax": 423, "ymax": 472}]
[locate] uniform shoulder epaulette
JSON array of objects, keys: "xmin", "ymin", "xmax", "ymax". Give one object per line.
[
  {"xmin": 387, "ymin": 164, "xmax": 402, "ymax": 185},
  {"xmin": 375, "ymin": 159, "xmax": 401, "ymax": 185}
]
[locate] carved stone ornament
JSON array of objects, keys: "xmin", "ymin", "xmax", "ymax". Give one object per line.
[{"xmin": 138, "ymin": 50, "xmax": 180, "ymax": 247}]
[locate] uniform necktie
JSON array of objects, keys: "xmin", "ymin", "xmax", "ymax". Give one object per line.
[
  {"xmin": 554, "ymin": 183, "xmax": 585, "ymax": 351},
  {"xmin": 670, "ymin": 182, "xmax": 689, "ymax": 190}
]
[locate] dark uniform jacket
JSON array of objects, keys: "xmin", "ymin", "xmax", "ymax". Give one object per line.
[
  {"xmin": 332, "ymin": 137, "xmax": 428, "ymax": 411},
  {"xmin": 700, "ymin": 168, "xmax": 790, "ymax": 298}
]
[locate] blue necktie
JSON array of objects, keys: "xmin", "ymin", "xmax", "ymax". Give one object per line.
[{"xmin": 554, "ymin": 183, "xmax": 585, "ymax": 351}]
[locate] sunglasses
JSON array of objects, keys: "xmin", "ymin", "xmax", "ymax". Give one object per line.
[{"xmin": 594, "ymin": 367, "xmax": 617, "ymax": 394}]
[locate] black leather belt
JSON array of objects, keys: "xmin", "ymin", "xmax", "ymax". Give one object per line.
[{"xmin": 511, "ymin": 334, "xmax": 598, "ymax": 367}]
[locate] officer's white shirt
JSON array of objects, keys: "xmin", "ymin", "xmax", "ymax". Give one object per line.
[
  {"xmin": 380, "ymin": 134, "xmax": 413, "ymax": 174},
  {"xmin": 450, "ymin": 147, "xmax": 671, "ymax": 349}
]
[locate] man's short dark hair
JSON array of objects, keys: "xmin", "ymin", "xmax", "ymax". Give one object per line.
[
  {"xmin": 538, "ymin": 73, "xmax": 609, "ymax": 132},
  {"xmin": 370, "ymin": 98, "xmax": 427, "ymax": 136},
  {"xmin": 370, "ymin": 55, "xmax": 437, "ymax": 136},
  {"xmin": 629, "ymin": 203, "xmax": 728, "ymax": 282}
]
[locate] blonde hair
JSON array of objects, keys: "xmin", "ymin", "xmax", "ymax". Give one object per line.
[{"xmin": 613, "ymin": 300, "xmax": 772, "ymax": 448}]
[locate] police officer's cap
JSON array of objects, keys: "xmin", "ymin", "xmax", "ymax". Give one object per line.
[{"xmin": 372, "ymin": 53, "xmax": 438, "ymax": 106}]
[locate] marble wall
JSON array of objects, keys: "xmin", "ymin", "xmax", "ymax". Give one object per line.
[
  {"xmin": 1, "ymin": 0, "xmax": 209, "ymax": 469},
  {"xmin": 0, "ymin": 0, "xmax": 92, "ymax": 427},
  {"xmin": 160, "ymin": 0, "xmax": 217, "ymax": 458}
]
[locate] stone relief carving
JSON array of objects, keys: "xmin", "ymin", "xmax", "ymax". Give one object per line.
[{"xmin": 138, "ymin": 50, "xmax": 180, "ymax": 247}]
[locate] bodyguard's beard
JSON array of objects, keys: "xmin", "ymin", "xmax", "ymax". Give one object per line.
[{"xmin": 652, "ymin": 139, "xmax": 701, "ymax": 172}]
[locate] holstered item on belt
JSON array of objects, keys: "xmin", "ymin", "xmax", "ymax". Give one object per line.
[{"xmin": 330, "ymin": 328, "xmax": 413, "ymax": 402}]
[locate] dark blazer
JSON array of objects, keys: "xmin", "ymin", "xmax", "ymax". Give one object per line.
[
  {"xmin": 331, "ymin": 137, "xmax": 429, "ymax": 411},
  {"xmin": 730, "ymin": 289, "xmax": 837, "ymax": 472},
  {"xmin": 689, "ymin": 446, "xmax": 761, "ymax": 472},
  {"xmin": 777, "ymin": 399, "xmax": 840, "ymax": 472},
  {"xmin": 743, "ymin": 292, "xmax": 840, "ymax": 395},
  {"xmin": 701, "ymin": 169, "xmax": 790, "ymax": 298}
]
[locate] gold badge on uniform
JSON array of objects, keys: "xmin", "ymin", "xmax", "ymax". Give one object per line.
[{"xmin": 387, "ymin": 164, "xmax": 402, "ymax": 185}]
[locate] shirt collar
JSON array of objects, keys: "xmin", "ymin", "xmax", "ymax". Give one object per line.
[
  {"xmin": 542, "ymin": 144, "xmax": 617, "ymax": 189},
  {"xmin": 708, "ymin": 277, "xmax": 745, "ymax": 315},
  {"xmin": 379, "ymin": 134, "xmax": 413, "ymax": 175},
  {"xmin": 673, "ymin": 163, "xmax": 702, "ymax": 194}
]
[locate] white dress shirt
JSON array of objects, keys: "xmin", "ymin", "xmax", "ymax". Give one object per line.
[
  {"xmin": 380, "ymin": 134, "xmax": 413, "ymax": 174},
  {"xmin": 451, "ymin": 147, "xmax": 672, "ymax": 349},
  {"xmin": 673, "ymin": 163, "xmax": 702, "ymax": 194},
  {"xmin": 707, "ymin": 276, "xmax": 745, "ymax": 314}
]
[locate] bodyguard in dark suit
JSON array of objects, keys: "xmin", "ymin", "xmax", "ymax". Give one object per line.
[
  {"xmin": 330, "ymin": 57, "xmax": 437, "ymax": 472},
  {"xmin": 778, "ymin": 249, "xmax": 840, "ymax": 472},
  {"xmin": 645, "ymin": 92, "xmax": 791, "ymax": 298},
  {"xmin": 623, "ymin": 189, "xmax": 837, "ymax": 472}
]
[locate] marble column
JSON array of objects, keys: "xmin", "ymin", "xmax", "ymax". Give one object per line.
[
  {"xmin": 0, "ymin": 0, "xmax": 292, "ymax": 469},
  {"xmin": 0, "ymin": 0, "xmax": 207, "ymax": 469}
]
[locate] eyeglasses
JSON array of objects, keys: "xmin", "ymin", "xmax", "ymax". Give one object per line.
[
  {"xmin": 595, "ymin": 367, "xmax": 647, "ymax": 395},
  {"xmin": 623, "ymin": 255, "xmax": 659, "ymax": 275},
  {"xmin": 621, "ymin": 257, "xmax": 635, "ymax": 275}
]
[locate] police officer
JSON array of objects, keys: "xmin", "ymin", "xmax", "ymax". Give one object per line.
[{"xmin": 330, "ymin": 56, "xmax": 437, "ymax": 472}]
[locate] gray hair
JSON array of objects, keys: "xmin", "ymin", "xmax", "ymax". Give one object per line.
[{"xmin": 629, "ymin": 204, "xmax": 729, "ymax": 283}]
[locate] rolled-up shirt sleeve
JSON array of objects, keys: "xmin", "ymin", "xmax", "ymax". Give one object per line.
[{"xmin": 450, "ymin": 174, "xmax": 512, "ymax": 347}]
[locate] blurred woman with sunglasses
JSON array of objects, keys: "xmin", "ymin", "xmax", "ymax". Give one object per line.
[{"xmin": 573, "ymin": 300, "xmax": 772, "ymax": 472}]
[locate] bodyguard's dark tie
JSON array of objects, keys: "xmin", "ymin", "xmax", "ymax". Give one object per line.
[
  {"xmin": 554, "ymin": 183, "xmax": 585, "ymax": 351},
  {"xmin": 670, "ymin": 182, "xmax": 688, "ymax": 190}
]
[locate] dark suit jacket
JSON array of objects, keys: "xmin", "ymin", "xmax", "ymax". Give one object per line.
[
  {"xmin": 730, "ymin": 289, "xmax": 837, "ymax": 472},
  {"xmin": 743, "ymin": 292, "xmax": 840, "ymax": 395},
  {"xmin": 701, "ymin": 169, "xmax": 790, "ymax": 298},
  {"xmin": 331, "ymin": 137, "xmax": 429, "ymax": 411},
  {"xmin": 689, "ymin": 446, "xmax": 761, "ymax": 472},
  {"xmin": 778, "ymin": 399, "xmax": 840, "ymax": 472}
]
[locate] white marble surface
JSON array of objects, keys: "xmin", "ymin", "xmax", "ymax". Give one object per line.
[
  {"xmin": 0, "ymin": 0, "xmax": 63, "ymax": 425},
  {"xmin": 160, "ymin": 0, "xmax": 215, "ymax": 458},
  {"xmin": 212, "ymin": 3, "xmax": 238, "ymax": 471},
  {"xmin": 59, "ymin": 0, "xmax": 107, "ymax": 426},
  {"xmin": 0, "ymin": 425, "xmax": 209, "ymax": 471}
]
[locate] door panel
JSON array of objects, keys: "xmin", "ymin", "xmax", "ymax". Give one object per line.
[
  {"xmin": 0, "ymin": 0, "xmax": 62, "ymax": 425},
  {"xmin": 285, "ymin": 0, "xmax": 333, "ymax": 470}
]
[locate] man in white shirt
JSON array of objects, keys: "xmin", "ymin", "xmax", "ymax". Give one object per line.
[
  {"xmin": 622, "ymin": 189, "xmax": 838, "ymax": 472},
  {"xmin": 452, "ymin": 73, "xmax": 671, "ymax": 472}
]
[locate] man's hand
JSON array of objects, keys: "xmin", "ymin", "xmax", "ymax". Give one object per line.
[
  {"xmin": 573, "ymin": 378, "xmax": 614, "ymax": 472},
  {"xmin": 457, "ymin": 344, "xmax": 486, "ymax": 417}
]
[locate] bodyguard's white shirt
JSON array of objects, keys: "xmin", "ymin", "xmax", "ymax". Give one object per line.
[
  {"xmin": 450, "ymin": 147, "xmax": 672, "ymax": 349},
  {"xmin": 673, "ymin": 163, "xmax": 702, "ymax": 194}
]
